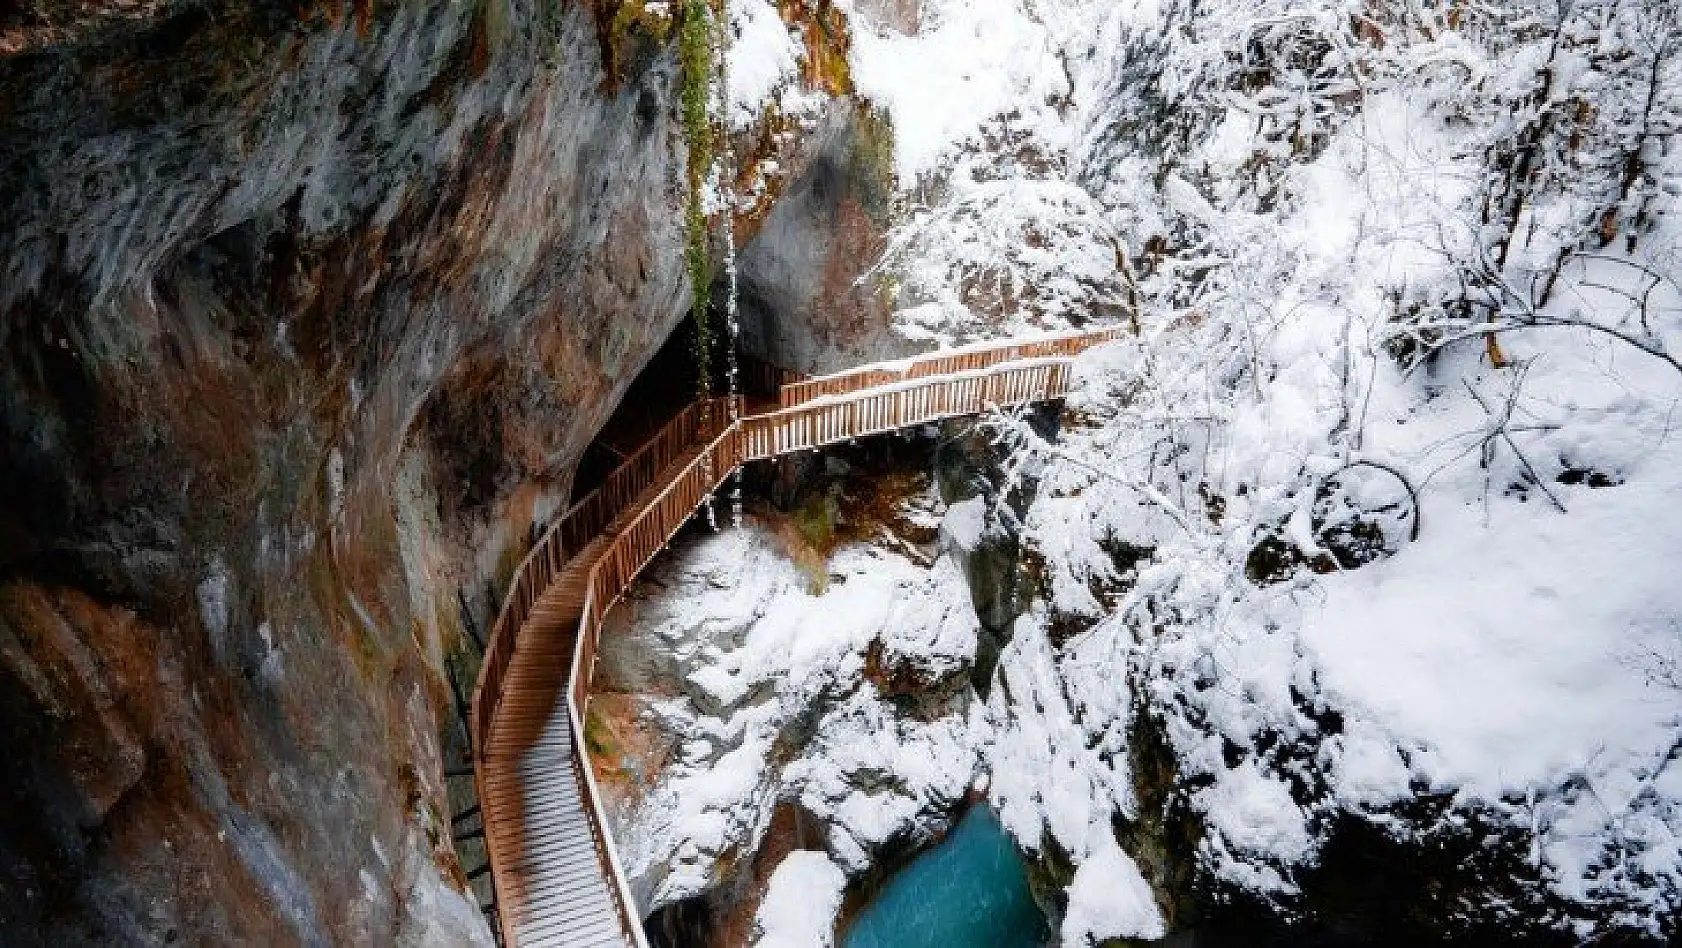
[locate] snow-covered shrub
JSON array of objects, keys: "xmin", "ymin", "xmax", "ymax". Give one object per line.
[
  {"xmin": 984, "ymin": 0, "xmax": 1682, "ymax": 938},
  {"xmin": 622, "ymin": 0, "xmax": 1682, "ymax": 940}
]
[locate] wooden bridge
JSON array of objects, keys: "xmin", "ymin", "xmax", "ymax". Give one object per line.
[{"xmin": 469, "ymin": 327, "xmax": 1126, "ymax": 947}]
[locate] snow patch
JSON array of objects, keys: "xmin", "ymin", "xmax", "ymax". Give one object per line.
[
  {"xmin": 1061, "ymin": 836, "xmax": 1167, "ymax": 945},
  {"xmin": 753, "ymin": 850, "xmax": 847, "ymax": 948},
  {"xmin": 728, "ymin": 0, "xmax": 802, "ymax": 130},
  {"xmin": 842, "ymin": 0, "xmax": 1068, "ymax": 183}
]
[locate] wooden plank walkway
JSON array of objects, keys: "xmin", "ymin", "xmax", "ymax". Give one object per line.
[
  {"xmin": 469, "ymin": 328, "xmax": 1125, "ymax": 947},
  {"xmin": 479, "ymin": 538, "xmax": 624, "ymax": 948}
]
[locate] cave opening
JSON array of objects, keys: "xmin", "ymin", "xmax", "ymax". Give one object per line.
[{"xmin": 570, "ymin": 298, "xmax": 792, "ymax": 503}]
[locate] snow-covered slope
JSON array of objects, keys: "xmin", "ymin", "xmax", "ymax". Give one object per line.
[
  {"xmin": 995, "ymin": 0, "xmax": 1682, "ymax": 938},
  {"xmin": 603, "ymin": 519, "xmax": 980, "ymax": 910},
  {"xmin": 613, "ymin": 0, "xmax": 1682, "ymax": 942}
]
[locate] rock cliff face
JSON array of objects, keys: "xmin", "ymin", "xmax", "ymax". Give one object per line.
[
  {"xmin": 735, "ymin": 99, "xmax": 902, "ymax": 374},
  {"xmin": 0, "ymin": 2, "xmax": 700, "ymax": 942}
]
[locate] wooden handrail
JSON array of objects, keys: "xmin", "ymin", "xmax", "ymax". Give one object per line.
[
  {"xmin": 745, "ymin": 358, "xmax": 1071, "ymax": 459},
  {"xmin": 469, "ymin": 397, "xmax": 738, "ymax": 764},
  {"xmin": 777, "ymin": 326, "xmax": 1128, "ymax": 408},
  {"xmin": 472, "ymin": 325, "xmax": 1125, "ymax": 947},
  {"xmin": 566, "ymin": 581, "xmax": 643, "ymax": 946}
]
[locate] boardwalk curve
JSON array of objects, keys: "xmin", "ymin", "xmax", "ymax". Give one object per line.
[{"xmin": 470, "ymin": 327, "xmax": 1126, "ymax": 946}]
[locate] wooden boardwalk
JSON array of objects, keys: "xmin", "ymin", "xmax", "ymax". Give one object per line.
[{"xmin": 470, "ymin": 327, "xmax": 1126, "ymax": 947}]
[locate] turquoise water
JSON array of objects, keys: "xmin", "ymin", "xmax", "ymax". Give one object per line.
[{"xmin": 844, "ymin": 807, "xmax": 1049, "ymax": 948}]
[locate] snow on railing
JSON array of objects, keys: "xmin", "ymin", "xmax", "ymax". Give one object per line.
[{"xmin": 776, "ymin": 325, "xmax": 1128, "ymax": 408}]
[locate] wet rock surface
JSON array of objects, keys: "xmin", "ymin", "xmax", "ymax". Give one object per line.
[{"xmin": 931, "ymin": 409, "xmax": 1056, "ymax": 698}]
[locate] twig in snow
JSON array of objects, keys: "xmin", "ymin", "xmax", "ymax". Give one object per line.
[
  {"xmin": 1338, "ymin": 458, "xmax": 1424, "ymax": 542},
  {"xmin": 978, "ymin": 411, "xmax": 1204, "ymax": 538},
  {"xmin": 1462, "ymin": 369, "xmax": 1567, "ymax": 513}
]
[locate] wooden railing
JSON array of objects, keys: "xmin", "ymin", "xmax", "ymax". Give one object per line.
[
  {"xmin": 556, "ymin": 399, "xmax": 735, "ymax": 554},
  {"xmin": 469, "ymin": 397, "xmax": 736, "ymax": 767},
  {"xmin": 470, "ymin": 400, "xmax": 735, "ymax": 948},
  {"xmin": 746, "ymin": 358, "xmax": 1071, "ymax": 458},
  {"xmin": 776, "ymin": 326, "xmax": 1129, "ymax": 408},
  {"xmin": 471, "ymin": 325, "xmax": 1125, "ymax": 948}
]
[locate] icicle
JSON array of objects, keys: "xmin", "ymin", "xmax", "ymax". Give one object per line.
[
  {"xmin": 695, "ymin": 0, "xmax": 738, "ymax": 535},
  {"xmin": 715, "ymin": 0, "xmax": 745, "ymax": 529}
]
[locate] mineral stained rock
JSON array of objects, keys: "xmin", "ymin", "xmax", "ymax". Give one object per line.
[{"xmin": 0, "ymin": 3, "xmax": 694, "ymax": 942}]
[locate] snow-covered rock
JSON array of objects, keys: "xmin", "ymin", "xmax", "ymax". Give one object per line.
[
  {"xmin": 599, "ymin": 513, "xmax": 980, "ymax": 910},
  {"xmin": 614, "ymin": 0, "xmax": 1682, "ymax": 941},
  {"xmin": 1061, "ymin": 837, "xmax": 1166, "ymax": 945},
  {"xmin": 752, "ymin": 850, "xmax": 848, "ymax": 948}
]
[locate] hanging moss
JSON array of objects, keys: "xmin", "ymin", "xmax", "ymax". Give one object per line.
[
  {"xmin": 685, "ymin": 199, "xmax": 713, "ymax": 400},
  {"xmin": 679, "ymin": 0, "xmax": 717, "ymax": 400},
  {"xmin": 847, "ymin": 102, "xmax": 898, "ymax": 222}
]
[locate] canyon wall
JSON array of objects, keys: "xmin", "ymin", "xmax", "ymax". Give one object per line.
[{"xmin": 0, "ymin": 2, "xmax": 694, "ymax": 942}]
